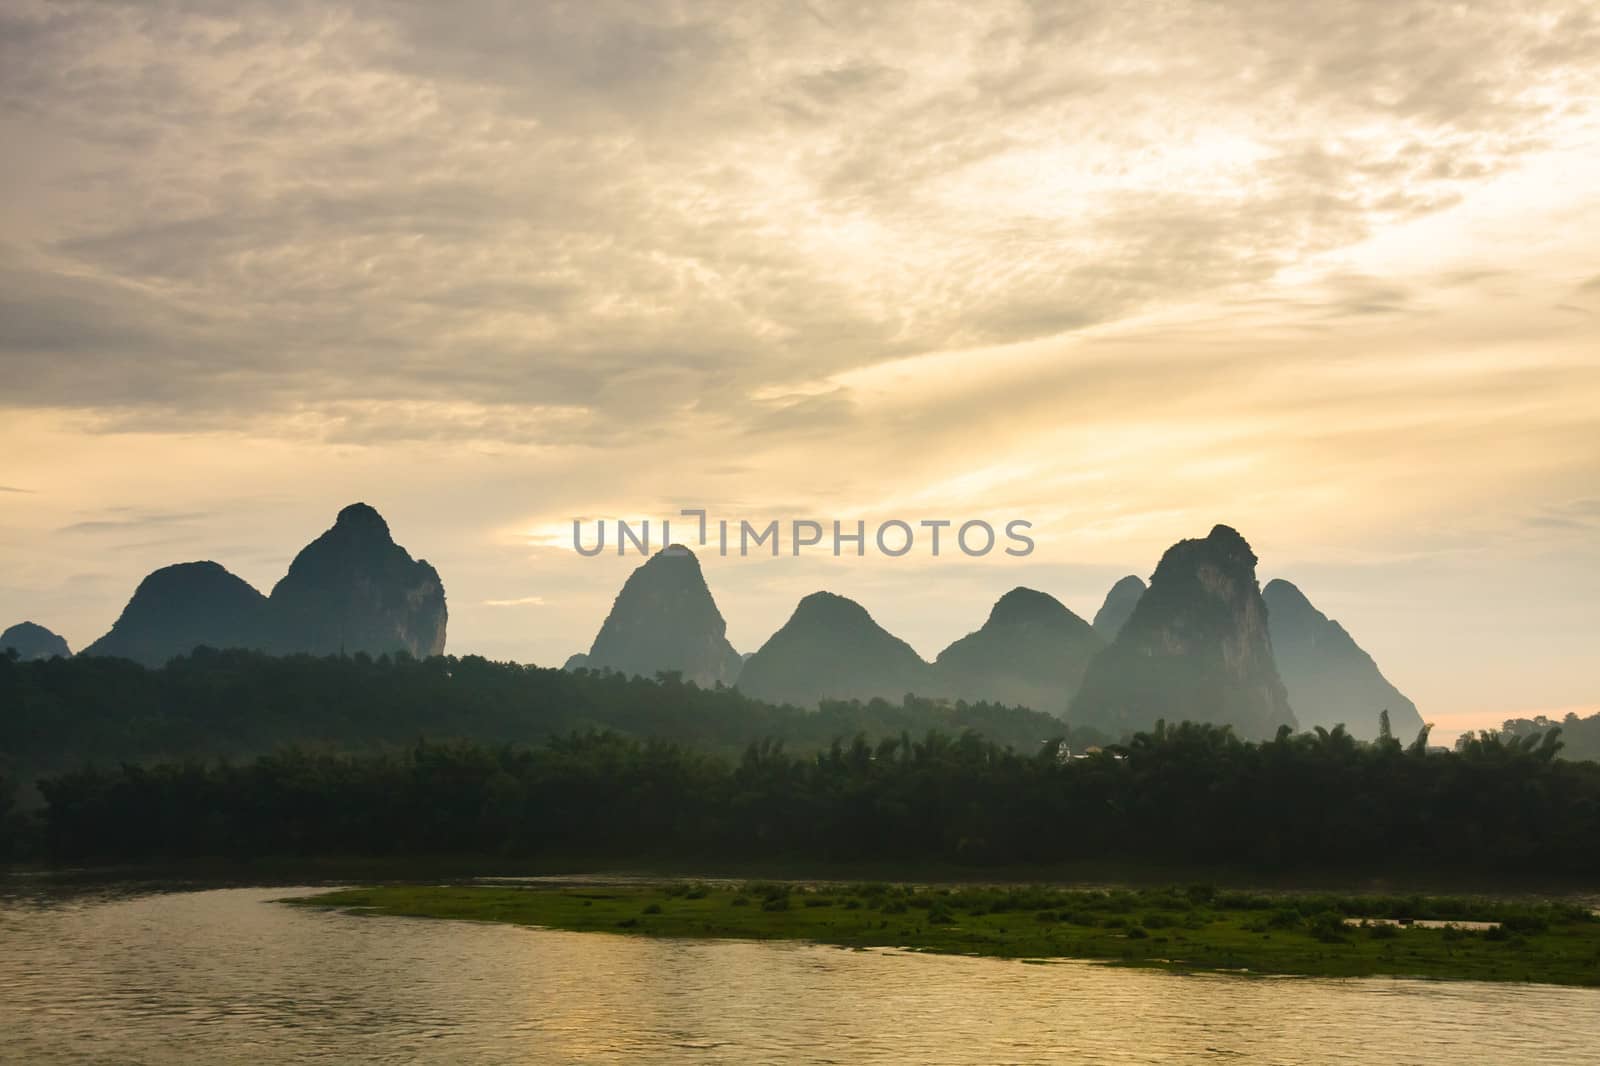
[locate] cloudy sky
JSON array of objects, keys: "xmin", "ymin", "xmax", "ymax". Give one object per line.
[{"xmin": 3, "ymin": 0, "xmax": 1597, "ymax": 740}]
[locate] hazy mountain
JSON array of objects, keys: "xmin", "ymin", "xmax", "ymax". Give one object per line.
[
  {"xmin": 1263, "ymin": 578, "xmax": 1424, "ymax": 741},
  {"xmin": 737, "ymin": 591, "xmax": 932, "ymax": 708},
  {"xmin": 933, "ymin": 587, "xmax": 1102, "ymax": 713},
  {"xmin": 80, "ymin": 562, "xmax": 271, "ymax": 666},
  {"xmin": 583, "ymin": 545, "xmax": 742, "ymax": 686},
  {"xmin": 74, "ymin": 503, "xmax": 446, "ymax": 666},
  {"xmin": 267, "ymin": 503, "xmax": 447, "ymax": 658},
  {"xmin": 1070, "ymin": 525, "xmax": 1296, "ymax": 740},
  {"xmin": 1092, "ymin": 575, "xmax": 1146, "ymax": 639},
  {"xmin": 1, "ymin": 621, "xmax": 71, "ymax": 660},
  {"xmin": 563, "ymin": 652, "xmax": 591, "ymax": 671}
]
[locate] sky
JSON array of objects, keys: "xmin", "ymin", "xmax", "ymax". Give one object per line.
[{"xmin": 2, "ymin": 0, "xmax": 1597, "ymax": 742}]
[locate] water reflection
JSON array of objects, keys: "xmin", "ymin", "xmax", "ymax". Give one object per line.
[{"xmin": 0, "ymin": 883, "xmax": 1595, "ymax": 1064}]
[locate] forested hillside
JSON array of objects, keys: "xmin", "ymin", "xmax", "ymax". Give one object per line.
[{"xmin": 0, "ymin": 648, "xmax": 1079, "ymax": 781}]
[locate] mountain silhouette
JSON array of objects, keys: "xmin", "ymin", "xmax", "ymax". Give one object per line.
[
  {"xmin": 933, "ymin": 587, "xmax": 1102, "ymax": 713},
  {"xmin": 1092, "ymin": 575, "xmax": 1146, "ymax": 639},
  {"xmin": 266, "ymin": 503, "xmax": 447, "ymax": 658},
  {"xmin": 737, "ymin": 591, "xmax": 932, "ymax": 708},
  {"xmin": 582, "ymin": 545, "xmax": 742, "ymax": 686},
  {"xmin": 78, "ymin": 504, "xmax": 446, "ymax": 665},
  {"xmin": 1263, "ymin": 578, "xmax": 1424, "ymax": 741},
  {"xmin": 1070, "ymin": 525, "xmax": 1296, "ymax": 739},
  {"xmin": 1, "ymin": 621, "xmax": 71, "ymax": 660},
  {"xmin": 80, "ymin": 561, "xmax": 271, "ymax": 666}
]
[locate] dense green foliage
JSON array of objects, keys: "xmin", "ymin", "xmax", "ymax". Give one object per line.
[
  {"xmin": 1499, "ymin": 710, "xmax": 1600, "ymax": 762},
  {"xmin": 25, "ymin": 717, "xmax": 1600, "ymax": 876},
  {"xmin": 296, "ymin": 882, "xmax": 1600, "ymax": 985},
  {"xmin": 0, "ymin": 647, "xmax": 1077, "ymax": 780}
]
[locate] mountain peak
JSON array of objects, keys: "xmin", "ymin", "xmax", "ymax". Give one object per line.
[
  {"xmin": 638, "ymin": 543, "xmax": 706, "ymax": 575},
  {"xmin": 584, "ymin": 544, "xmax": 740, "ymax": 686},
  {"xmin": 333, "ymin": 502, "xmax": 392, "ymax": 536},
  {"xmin": 1203, "ymin": 523, "xmax": 1256, "ymax": 563},
  {"xmin": 933, "ymin": 587, "xmax": 1101, "ymax": 713},
  {"xmin": 1261, "ymin": 577, "xmax": 1312, "ymax": 611},
  {"xmin": 267, "ymin": 506, "xmax": 446, "ymax": 657},
  {"xmin": 986, "ymin": 586, "xmax": 1068, "ymax": 626},
  {"xmin": 738, "ymin": 591, "xmax": 930, "ymax": 707},
  {"xmin": 1263, "ymin": 578, "xmax": 1423, "ymax": 740},
  {"xmin": 1071, "ymin": 526, "xmax": 1294, "ymax": 739},
  {"xmin": 792, "ymin": 590, "xmax": 873, "ymax": 623},
  {"xmin": 1091, "ymin": 575, "xmax": 1146, "ymax": 638},
  {"xmin": 80, "ymin": 561, "xmax": 270, "ymax": 666},
  {"xmin": 1, "ymin": 620, "xmax": 72, "ymax": 660}
]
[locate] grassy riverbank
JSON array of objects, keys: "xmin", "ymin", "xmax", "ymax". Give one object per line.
[{"xmin": 293, "ymin": 881, "xmax": 1600, "ymax": 986}]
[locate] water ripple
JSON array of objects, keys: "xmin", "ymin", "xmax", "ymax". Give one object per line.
[{"xmin": 0, "ymin": 885, "xmax": 1595, "ymax": 1064}]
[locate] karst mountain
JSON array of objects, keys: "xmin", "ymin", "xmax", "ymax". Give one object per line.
[
  {"xmin": 78, "ymin": 503, "xmax": 446, "ymax": 666},
  {"xmin": 1091, "ymin": 575, "xmax": 1146, "ymax": 639},
  {"xmin": 1, "ymin": 621, "xmax": 72, "ymax": 660},
  {"xmin": 933, "ymin": 587, "xmax": 1103, "ymax": 713},
  {"xmin": 1070, "ymin": 525, "xmax": 1296, "ymax": 739},
  {"xmin": 579, "ymin": 545, "xmax": 743, "ymax": 687},
  {"xmin": 1262, "ymin": 578, "xmax": 1424, "ymax": 742},
  {"xmin": 736, "ymin": 591, "xmax": 933, "ymax": 708},
  {"xmin": 266, "ymin": 503, "xmax": 447, "ymax": 659}
]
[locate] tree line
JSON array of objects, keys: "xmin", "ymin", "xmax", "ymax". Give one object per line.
[
  {"xmin": 0, "ymin": 647, "xmax": 1087, "ymax": 782},
  {"xmin": 12, "ymin": 720, "xmax": 1597, "ymax": 875},
  {"xmin": 1496, "ymin": 709, "xmax": 1600, "ymax": 762}
]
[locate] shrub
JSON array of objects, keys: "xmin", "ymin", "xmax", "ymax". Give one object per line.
[
  {"xmin": 1307, "ymin": 911, "xmax": 1347, "ymax": 943},
  {"xmin": 1268, "ymin": 908, "xmax": 1303, "ymax": 930}
]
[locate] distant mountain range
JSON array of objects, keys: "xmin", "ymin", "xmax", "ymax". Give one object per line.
[
  {"xmin": 60, "ymin": 503, "xmax": 445, "ymax": 667},
  {"xmin": 9, "ymin": 513, "xmax": 1422, "ymax": 741},
  {"xmin": 570, "ymin": 530, "xmax": 1419, "ymax": 740}
]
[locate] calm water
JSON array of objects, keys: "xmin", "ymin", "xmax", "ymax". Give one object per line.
[{"xmin": 2, "ymin": 882, "xmax": 1597, "ymax": 1065}]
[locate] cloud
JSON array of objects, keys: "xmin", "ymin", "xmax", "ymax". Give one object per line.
[
  {"xmin": 1526, "ymin": 498, "xmax": 1600, "ymax": 532},
  {"xmin": 0, "ymin": 0, "xmax": 1593, "ymax": 445},
  {"xmin": 482, "ymin": 595, "xmax": 546, "ymax": 607},
  {"xmin": 56, "ymin": 511, "xmax": 212, "ymax": 535}
]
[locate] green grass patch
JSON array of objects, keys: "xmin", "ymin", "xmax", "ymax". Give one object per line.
[{"xmin": 287, "ymin": 882, "xmax": 1600, "ymax": 986}]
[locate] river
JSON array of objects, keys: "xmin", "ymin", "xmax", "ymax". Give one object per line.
[{"xmin": 1, "ymin": 881, "xmax": 1595, "ymax": 1064}]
